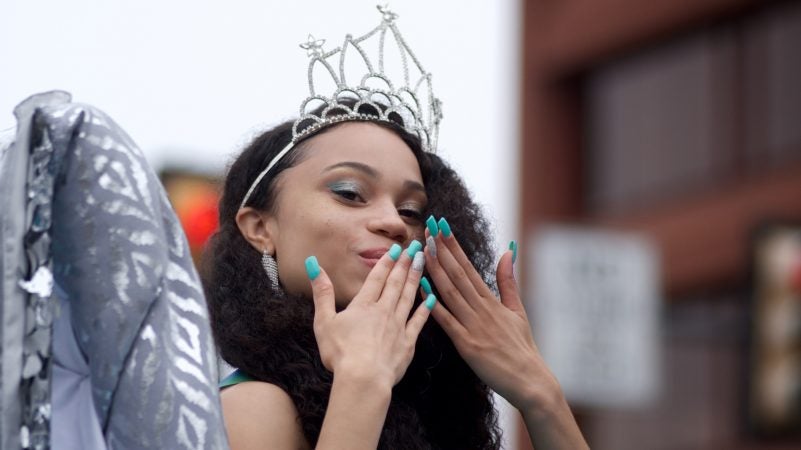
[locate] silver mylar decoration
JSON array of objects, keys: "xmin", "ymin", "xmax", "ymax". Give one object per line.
[{"xmin": 1, "ymin": 91, "xmax": 230, "ymax": 450}]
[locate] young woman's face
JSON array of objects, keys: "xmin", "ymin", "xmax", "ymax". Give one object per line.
[{"xmin": 268, "ymin": 122, "xmax": 427, "ymax": 306}]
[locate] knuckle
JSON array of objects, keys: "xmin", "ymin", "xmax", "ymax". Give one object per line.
[
  {"xmin": 404, "ymin": 345, "xmax": 415, "ymax": 361},
  {"xmin": 442, "ymin": 285, "xmax": 460, "ymax": 301},
  {"xmin": 385, "ymin": 275, "xmax": 404, "ymax": 292},
  {"xmin": 462, "ymin": 336, "xmax": 481, "ymax": 354},
  {"xmin": 316, "ymin": 283, "xmax": 334, "ymax": 297},
  {"xmin": 453, "ymin": 266, "xmax": 469, "ymax": 283}
]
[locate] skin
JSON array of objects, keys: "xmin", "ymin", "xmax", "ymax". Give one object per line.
[
  {"xmin": 223, "ymin": 122, "xmax": 589, "ymax": 449},
  {"xmin": 424, "ymin": 228, "xmax": 590, "ymax": 449},
  {"xmin": 236, "ymin": 122, "xmax": 427, "ymax": 306}
]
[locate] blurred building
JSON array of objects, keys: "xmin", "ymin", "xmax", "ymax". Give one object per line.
[{"xmin": 520, "ymin": 0, "xmax": 801, "ymax": 449}]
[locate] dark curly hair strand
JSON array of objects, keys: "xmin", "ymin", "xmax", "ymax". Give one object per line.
[{"xmin": 202, "ymin": 112, "xmax": 502, "ymax": 449}]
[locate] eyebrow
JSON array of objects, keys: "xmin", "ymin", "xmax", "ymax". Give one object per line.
[
  {"xmin": 322, "ymin": 161, "xmax": 379, "ymax": 178},
  {"xmin": 322, "ymin": 161, "xmax": 426, "ymax": 193}
]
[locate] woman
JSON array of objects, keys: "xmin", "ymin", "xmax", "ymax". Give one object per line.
[{"xmin": 202, "ymin": 6, "xmax": 588, "ymax": 450}]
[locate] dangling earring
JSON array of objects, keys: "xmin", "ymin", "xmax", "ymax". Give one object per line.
[{"xmin": 262, "ymin": 250, "xmax": 284, "ymax": 295}]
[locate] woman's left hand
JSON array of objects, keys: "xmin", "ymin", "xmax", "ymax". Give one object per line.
[
  {"xmin": 424, "ymin": 218, "xmax": 590, "ymax": 449},
  {"xmin": 422, "ymin": 219, "xmax": 558, "ymax": 413}
]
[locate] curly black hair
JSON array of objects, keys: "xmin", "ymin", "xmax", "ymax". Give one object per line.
[{"xmin": 201, "ymin": 111, "xmax": 502, "ymax": 449}]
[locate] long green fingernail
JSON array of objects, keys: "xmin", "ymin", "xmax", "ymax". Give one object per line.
[
  {"xmin": 406, "ymin": 240, "xmax": 423, "ymax": 258},
  {"xmin": 437, "ymin": 217, "xmax": 452, "ymax": 237},
  {"xmin": 305, "ymin": 256, "xmax": 320, "ymax": 280},
  {"xmin": 426, "ymin": 215, "xmax": 439, "ymax": 237},
  {"xmin": 389, "ymin": 243, "xmax": 402, "ymax": 261},
  {"xmin": 420, "ymin": 276, "xmax": 432, "ymax": 294},
  {"xmin": 425, "ymin": 293, "xmax": 437, "ymax": 310},
  {"xmin": 509, "ymin": 240, "xmax": 518, "ymax": 264}
]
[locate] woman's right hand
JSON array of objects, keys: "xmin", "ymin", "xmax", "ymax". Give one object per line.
[{"xmin": 305, "ymin": 242, "xmax": 433, "ymax": 387}]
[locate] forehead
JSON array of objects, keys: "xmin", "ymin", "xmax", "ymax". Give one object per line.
[{"xmin": 295, "ymin": 122, "xmax": 423, "ymax": 181}]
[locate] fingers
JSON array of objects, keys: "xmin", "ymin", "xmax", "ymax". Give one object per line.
[
  {"xmin": 428, "ymin": 292, "xmax": 467, "ymax": 339},
  {"xmin": 423, "ymin": 216, "xmax": 486, "ymax": 321},
  {"xmin": 305, "ymin": 256, "xmax": 336, "ymax": 323},
  {"xmin": 428, "ymin": 236, "xmax": 488, "ymax": 313},
  {"xmin": 431, "ymin": 217, "xmax": 494, "ymax": 299},
  {"xmin": 496, "ymin": 244, "xmax": 525, "ymax": 314},
  {"xmin": 423, "ymin": 216, "xmax": 524, "ymax": 322},
  {"xmin": 395, "ymin": 250, "xmax": 426, "ymax": 321},
  {"xmin": 424, "ymin": 242, "xmax": 475, "ymax": 322},
  {"xmin": 353, "ymin": 243, "xmax": 404, "ymax": 305},
  {"xmin": 405, "ymin": 293, "xmax": 436, "ymax": 340},
  {"xmin": 379, "ymin": 240, "xmax": 423, "ymax": 308}
]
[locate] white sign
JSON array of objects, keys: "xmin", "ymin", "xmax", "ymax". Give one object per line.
[{"xmin": 529, "ymin": 228, "xmax": 661, "ymax": 408}]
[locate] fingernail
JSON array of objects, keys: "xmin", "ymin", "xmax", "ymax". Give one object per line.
[
  {"xmin": 420, "ymin": 276, "xmax": 432, "ymax": 294},
  {"xmin": 509, "ymin": 240, "xmax": 518, "ymax": 264},
  {"xmin": 411, "ymin": 252, "xmax": 425, "ymax": 271},
  {"xmin": 305, "ymin": 256, "xmax": 320, "ymax": 280},
  {"xmin": 426, "ymin": 235, "xmax": 437, "ymax": 257},
  {"xmin": 406, "ymin": 240, "xmax": 423, "ymax": 258},
  {"xmin": 389, "ymin": 243, "xmax": 402, "ymax": 261},
  {"xmin": 437, "ymin": 217, "xmax": 452, "ymax": 237},
  {"xmin": 425, "ymin": 293, "xmax": 437, "ymax": 310},
  {"xmin": 426, "ymin": 215, "xmax": 439, "ymax": 237}
]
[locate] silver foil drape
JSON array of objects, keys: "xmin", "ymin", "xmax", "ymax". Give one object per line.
[{"xmin": 0, "ymin": 92, "xmax": 229, "ymax": 449}]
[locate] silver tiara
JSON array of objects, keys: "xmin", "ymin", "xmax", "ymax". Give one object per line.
[{"xmin": 240, "ymin": 4, "xmax": 442, "ymax": 208}]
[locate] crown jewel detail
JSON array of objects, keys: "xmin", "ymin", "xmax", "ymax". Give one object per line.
[
  {"xmin": 240, "ymin": 4, "xmax": 441, "ymax": 208},
  {"xmin": 294, "ymin": 4, "xmax": 441, "ymax": 152}
]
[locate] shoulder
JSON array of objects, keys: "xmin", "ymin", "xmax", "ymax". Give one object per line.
[{"xmin": 221, "ymin": 381, "xmax": 310, "ymax": 450}]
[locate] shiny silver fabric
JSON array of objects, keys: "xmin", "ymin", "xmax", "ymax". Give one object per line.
[{"xmin": 1, "ymin": 91, "xmax": 229, "ymax": 449}]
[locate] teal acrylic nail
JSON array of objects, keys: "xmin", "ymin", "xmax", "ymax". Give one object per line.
[
  {"xmin": 509, "ymin": 240, "xmax": 518, "ymax": 264},
  {"xmin": 426, "ymin": 215, "xmax": 439, "ymax": 237},
  {"xmin": 425, "ymin": 293, "xmax": 437, "ymax": 310},
  {"xmin": 305, "ymin": 256, "xmax": 320, "ymax": 280},
  {"xmin": 406, "ymin": 240, "xmax": 423, "ymax": 258},
  {"xmin": 389, "ymin": 243, "xmax": 402, "ymax": 261},
  {"xmin": 420, "ymin": 276, "xmax": 432, "ymax": 295},
  {"xmin": 437, "ymin": 217, "xmax": 452, "ymax": 237}
]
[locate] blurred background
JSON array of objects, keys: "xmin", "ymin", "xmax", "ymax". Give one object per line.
[
  {"xmin": 3, "ymin": 0, "xmax": 801, "ymax": 449},
  {"xmin": 520, "ymin": 0, "xmax": 801, "ymax": 449}
]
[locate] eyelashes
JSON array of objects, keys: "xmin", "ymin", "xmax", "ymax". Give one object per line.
[{"xmin": 397, "ymin": 206, "xmax": 424, "ymax": 221}]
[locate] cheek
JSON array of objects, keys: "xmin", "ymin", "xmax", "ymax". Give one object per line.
[
  {"xmin": 274, "ymin": 205, "xmax": 359, "ymax": 297},
  {"xmin": 410, "ymin": 224, "xmax": 425, "ymax": 242},
  {"xmin": 307, "ymin": 215, "xmax": 368, "ymax": 303}
]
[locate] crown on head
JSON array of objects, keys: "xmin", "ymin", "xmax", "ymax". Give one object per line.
[{"xmin": 241, "ymin": 4, "xmax": 442, "ymax": 208}]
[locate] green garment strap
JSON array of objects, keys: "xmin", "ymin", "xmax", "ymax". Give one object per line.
[{"xmin": 219, "ymin": 369, "xmax": 256, "ymax": 389}]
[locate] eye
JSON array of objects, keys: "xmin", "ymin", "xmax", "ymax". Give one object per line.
[
  {"xmin": 335, "ymin": 189, "xmax": 363, "ymax": 202},
  {"xmin": 328, "ymin": 181, "xmax": 365, "ymax": 203},
  {"xmin": 398, "ymin": 207, "xmax": 424, "ymax": 222}
]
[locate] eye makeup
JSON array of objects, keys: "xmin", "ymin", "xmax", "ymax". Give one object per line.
[
  {"xmin": 326, "ymin": 178, "xmax": 426, "ymax": 221},
  {"xmin": 327, "ymin": 180, "xmax": 365, "ymax": 201},
  {"xmin": 327, "ymin": 180, "xmax": 362, "ymax": 192}
]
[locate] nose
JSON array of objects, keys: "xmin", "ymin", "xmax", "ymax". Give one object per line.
[{"xmin": 366, "ymin": 201, "xmax": 409, "ymax": 244}]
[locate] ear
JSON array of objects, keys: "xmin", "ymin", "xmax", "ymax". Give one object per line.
[{"xmin": 235, "ymin": 207, "xmax": 278, "ymax": 254}]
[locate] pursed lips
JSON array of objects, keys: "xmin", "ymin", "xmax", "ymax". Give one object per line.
[{"xmin": 358, "ymin": 247, "xmax": 389, "ymax": 266}]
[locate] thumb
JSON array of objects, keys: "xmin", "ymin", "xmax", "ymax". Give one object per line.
[
  {"xmin": 496, "ymin": 245, "xmax": 524, "ymax": 313},
  {"xmin": 306, "ymin": 256, "xmax": 336, "ymax": 323}
]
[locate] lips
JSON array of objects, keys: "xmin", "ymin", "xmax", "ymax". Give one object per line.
[{"xmin": 358, "ymin": 247, "xmax": 389, "ymax": 266}]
